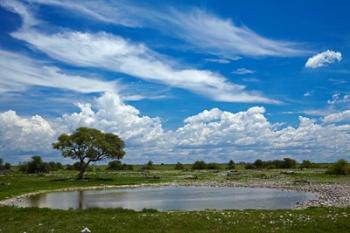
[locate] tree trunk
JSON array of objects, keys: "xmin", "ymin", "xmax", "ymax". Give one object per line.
[{"xmin": 77, "ymin": 161, "xmax": 89, "ymax": 179}]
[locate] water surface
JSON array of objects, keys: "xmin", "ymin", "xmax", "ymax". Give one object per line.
[{"xmin": 12, "ymin": 186, "xmax": 317, "ymax": 211}]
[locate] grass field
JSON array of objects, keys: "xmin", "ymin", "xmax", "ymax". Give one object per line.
[{"xmin": 1, "ymin": 167, "xmax": 350, "ymax": 232}]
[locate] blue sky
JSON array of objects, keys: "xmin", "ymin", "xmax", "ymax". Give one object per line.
[{"xmin": 1, "ymin": 0, "xmax": 350, "ymax": 164}]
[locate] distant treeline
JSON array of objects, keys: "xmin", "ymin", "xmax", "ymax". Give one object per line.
[{"xmin": 3, "ymin": 156, "xmax": 350, "ymax": 175}]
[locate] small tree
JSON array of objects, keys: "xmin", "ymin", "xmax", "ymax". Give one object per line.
[
  {"xmin": 4, "ymin": 163, "xmax": 11, "ymax": 170},
  {"xmin": 300, "ymin": 160, "xmax": 313, "ymax": 170},
  {"xmin": 192, "ymin": 160, "xmax": 207, "ymax": 170},
  {"xmin": 253, "ymin": 159, "xmax": 264, "ymax": 169},
  {"xmin": 227, "ymin": 160, "xmax": 235, "ymax": 170},
  {"xmin": 19, "ymin": 156, "xmax": 49, "ymax": 174},
  {"xmin": 326, "ymin": 159, "xmax": 350, "ymax": 175},
  {"xmin": 108, "ymin": 160, "xmax": 123, "ymax": 170},
  {"xmin": 174, "ymin": 162, "xmax": 184, "ymax": 170},
  {"xmin": 53, "ymin": 127, "xmax": 125, "ymax": 179},
  {"xmin": 142, "ymin": 160, "xmax": 154, "ymax": 170},
  {"xmin": 207, "ymin": 163, "xmax": 220, "ymax": 169}
]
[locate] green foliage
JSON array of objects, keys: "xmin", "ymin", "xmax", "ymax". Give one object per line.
[
  {"xmin": 108, "ymin": 160, "xmax": 133, "ymax": 171},
  {"xmin": 0, "ymin": 159, "xmax": 10, "ymax": 171},
  {"xmin": 326, "ymin": 159, "xmax": 350, "ymax": 175},
  {"xmin": 53, "ymin": 127, "xmax": 125, "ymax": 179},
  {"xmin": 1, "ymin": 206, "xmax": 350, "ymax": 233},
  {"xmin": 174, "ymin": 162, "xmax": 184, "ymax": 170},
  {"xmin": 142, "ymin": 161, "xmax": 154, "ymax": 170},
  {"xmin": 245, "ymin": 158, "xmax": 298, "ymax": 170},
  {"xmin": 300, "ymin": 160, "xmax": 314, "ymax": 169},
  {"xmin": 19, "ymin": 156, "xmax": 49, "ymax": 174},
  {"xmin": 192, "ymin": 160, "xmax": 207, "ymax": 170},
  {"xmin": 206, "ymin": 162, "xmax": 220, "ymax": 169},
  {"xmin": 253, "ymin": 159, "xmax": 264, "ymax": 169},
  {"xmin": 48, "ymin": 162, "xmax": 63, "ymax": 171},
  {"xmin": 227, "ymin": 160, "xmax": 235, "ymax": 169}
]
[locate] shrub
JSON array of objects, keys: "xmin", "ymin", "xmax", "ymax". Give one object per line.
[
  {"xmin": 0, "ymin": 159, "xmax": 9, "ymax": 170},
  {"xmin": 300, "ymin": 160, "xmax": 313, "ymax": 169},
  {"xmin": 245, "ymin": 158, "xmax": 297, "ymax": 170},
  {"xmin": 245, "ymin": 163, "xmax": 256, "ymax": 169},
  {"xmin": 174, "ymin": 162, "xmax": 184, "ymax": 170},
  {"xmin": 4, "ymin": 163, "xmax": 11, "ymax": 170},
  {"xmin": 142, "ymin": 161, "xmax": 154, "ymax": 170},
  {"xmin": 253, "ymin": 159, "xmax": 264, "ymax": 169},
  {"xmin": 108, "ymin": 160, "xmax": 133, "ymax": 171},
  {"xmin": 227, "ymin": 160, "xmax": 235, "ymax": 169},
  {"xmin": 206, "ymin": 163, "xmax": 220, "ymax": 170},
  {"xmin": 19, "ymin": 156, "xmax": 50, "ymax": 174},
  {"xmin": 48, "ymin": 162, "xmax": 63, "ymax": 171},
  {"xmin": 108, "ymin": 160, "xmax": 123, "ymax": 170},
  {"xmin": 326, "ymin": 159, "xmax": 350, "ymax": 175},
  {"xmin": 192, "ymin": 160, "xmax": 207, "ymax": 170}
]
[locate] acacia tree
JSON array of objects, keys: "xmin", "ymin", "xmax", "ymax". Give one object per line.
[{"xmin": 53, "ymin": 127, "xmax": 125, "ymax": 179}]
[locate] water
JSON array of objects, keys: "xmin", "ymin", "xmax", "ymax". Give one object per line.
[{"xmin": 11, "ymin": 186, "xmax": 318, "ymax": 211}]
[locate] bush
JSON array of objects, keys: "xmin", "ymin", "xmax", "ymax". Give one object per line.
[
  {"xmin": 142, "ymin": 161, "xmax": 154, "ymax": 170},
  {"xmin": 300, "ymin": 160, "xmax": 313, "ymax": 169},
  {"xmin": 48, "ymin": 162, "xmax": 63, "ymax": 171},
  {"xmin": 192, "ymin": 160, "xmax": 207, "ymax": 170},
  {"xmin": 108, "ymin": 160, "xmax": 133, "ymax": 171},
  {"xmin": 245, "ymin": 163, "xmax": 256, "ymax": 169},
  {"xmin": 253, "ymin": 159, "xmax": 264, "ymax": 169},
  {"xmin": 108, "ymin": 160, "xmax": 123, "ymax": 170},
  {"xmin": 326, "ymin": 159, "xmax": 350, "ymax": 175},
  {"xmin": 174, "ymin": 162, "xmax": 184, "ymax": 170},
  {"xmin": 206, "ymin": 163, "xmax": 220, "ymax": 170},
  {"xmin": 227, "ymin": 160, "xmax": 235, "ymax": 169},
  {"xmin": 19, "ymin": 156, "xmax": 50, "ymax": 174},
  {"xmin": 245, "ymin": 158, "xmax": 298, "ymax": 170},
  {"xmin": 0, "ymin": 159, "xmax": 10, "ymax": 170},
  {"xmin": 4, "ymin": 163, "xmax": 11, "ymax": 170}
]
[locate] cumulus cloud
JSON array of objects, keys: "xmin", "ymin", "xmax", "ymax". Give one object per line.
[
  {"xmin": 2, "ymin": 94, "xmax": 350, "ymax": 163},
  {"xmin": 0, "ymin": 110, "xmax": 55, "ymax": 153},
  {"xmin": 305, "ymin": 50, "xmax": 342, "ymax": 69},
  {"xmin": 0, "ymin": 49, "xmax": 118, "ymax": 94}
]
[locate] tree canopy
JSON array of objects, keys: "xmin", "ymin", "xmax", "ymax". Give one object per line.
[{"xmin": 53, "ymin": 127, "xmax": 125, "ymax": 179}]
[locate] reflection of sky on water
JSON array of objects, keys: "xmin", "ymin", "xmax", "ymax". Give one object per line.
[{"xmin": 13, "ymin": 186, "xmax": 318, "ymax": 211}]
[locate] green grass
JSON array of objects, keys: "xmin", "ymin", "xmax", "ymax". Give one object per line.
[
  {"xmin": 0, "ymin": 206, "xmax": 349, "ymax": 233},
  {"xmin": 1, "ymin": 168, "xmax": 350, "ymax": 232}
]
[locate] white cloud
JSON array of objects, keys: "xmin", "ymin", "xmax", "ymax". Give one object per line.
[
  {"xmin": 162, "ymin": 9, "xmax": 308, "ymax": 58},
  {"xmin": 21, "ymin": 0, "xmax": 308, "ymax": 58},
  {"xmin": 327, "ymin": 93, "xmax": 350, "ymax": 105},
  {"xmin": 3, "ymin": 1, "xmax": 277, "ymax": 104},
  {"xmin": 305, "ymin": 50, "xmax": 342, "ymax": 69},
  {"xmin": 232, "ymin": 68, "xmax": 256, "ymax": 75},
  {"xmin": 0, "ymin": 49, "xmax": 119, "ymax": 94},
  {"xmin": 0, "ymin": 110, "xmax": 55, "ymax": 153},
  {"xmin": 323, "ymin": 110, "xmax": 350, "ymax": 123},
  {"xmin": 2, "ymin": 95, "xmax": 350, "ymax": 163},
  {"xmin": 26, "ymin": 0, "xmax": 142, "ymax": 27},
  {"xmin": 303, "ymin": 91, "xmax": 312, "ymax": 97}
]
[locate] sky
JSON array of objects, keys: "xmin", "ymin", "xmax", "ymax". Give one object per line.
[{"xmin": 1, "ymin": 0, "xmax": 350, "ymax": 164}]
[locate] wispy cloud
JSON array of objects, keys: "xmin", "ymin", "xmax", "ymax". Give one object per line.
[
  {"xmin": 305, "ymin": 50, "xmax": 342, "ymax": 69},
  {"xmin": 0, "ymin": 49, "xmax": 119, "ymax": 94},
  {"xmin": 3, "ymin": 1, "xmax": 278, "ymax": 104},
  {"xmin": 26, "ymin": 0, "xmax": 142, "ymax": 27},
  {"xmin": 159, "ymin": 9, "xmax": 309, "ymax": 58},
  {"xmin": 232, "ymin": 68, "xmax": 256, "ymax": 75},
  {"xmin": 23, "ymin": 0, "xmax": 309, "ymax": 59}
]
